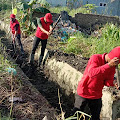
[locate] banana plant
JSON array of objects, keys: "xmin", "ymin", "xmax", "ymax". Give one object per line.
[{"xmin": 17, "ymin": 0, "xmax": 50, "ymax": 35}]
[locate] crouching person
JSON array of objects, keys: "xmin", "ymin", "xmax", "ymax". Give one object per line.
[{"xmin": 72, "ymin": 46, "xmax": 120, "ymax": 120}]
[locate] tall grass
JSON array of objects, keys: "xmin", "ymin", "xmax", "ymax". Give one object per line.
[
  {"xmin": 49, "ymin": 6, "xmax": 71, "ymax": 14},
  {"xmin": 62, "ymin": 23, "xmax": 120, "ymax": 58},
  {"xmin": 0, "ymin": 38, "xmax": 17, "ymax": 120},
  {"xmin": 0, "ymin": 2, "xmax": 12, "ymax": 11},
  {"xmin": 69, "ymin": 7, "xmax": 87, "ymax": 16},
  {"xmin": 90, "ymin": 23, "xmax": 120, "ymax": 55},
  {"xmin": 63, "ymin": 32, "xmax": 91, "ymax": 57}
]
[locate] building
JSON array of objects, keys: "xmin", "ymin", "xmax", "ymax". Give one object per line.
[
  {"xmin": 45, "ymin": 0, "xmax": 67, "ymax": 6},
  {"xmin": 81, "ymin": 0, "xmax": 120, "ymax": 16}
]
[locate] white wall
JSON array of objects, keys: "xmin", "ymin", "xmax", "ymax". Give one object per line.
[{"xmin": 46, "ymin": 0, "xmax": 67, "ymax": 6}]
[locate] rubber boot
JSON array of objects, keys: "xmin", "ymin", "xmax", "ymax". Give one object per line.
[
  {"xmin": 38, "ymin": 55, "xmax": 43, "ymax": 67},
  {"xmin": 29, "ymin": 53, "xmax": 34, "ymax": 65}
]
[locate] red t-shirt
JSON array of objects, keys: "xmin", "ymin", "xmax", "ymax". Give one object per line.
[
  {"xmin": 35, "ymin": 17, "xmax": 52, "ymax": 39},
  {"xmin": 77, "ymin": 53, "xmax": 115, "ymax": 99},
  {"xmin": 10, "ymin": 19, "xmax": 21, "ymax": 34}
]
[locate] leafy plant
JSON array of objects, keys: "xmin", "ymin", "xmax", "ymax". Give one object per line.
[
  {"xmin": 83, "ymin": 4, "xmax": 97, "ymax": 14},
  {"xmin": 90, "ymin": 23, "xmax": 120, "ymax": 55},
  {"xmin": 17, "ymin": 0, "xmax": 50, "ymax": 35},
  {"xmin": 0, "ymin": 0, "xmax": 12, "ymax": 11},
  {"xmin": 37, "ymin": 0, "xmax": 50, "ymax": 8},
  {"xmin": 67, "ymin": 0, "xmax": 82, "ymax": 9}
]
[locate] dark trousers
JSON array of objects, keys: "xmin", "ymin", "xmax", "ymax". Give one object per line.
[
  {"xmin": 15, "ymin": 34, "xmax": 24, "ymax": 53},
  {"xmin": 73, "ymin": 94, "xmax": 102, "ymax": 120},
  {"xmin": 31, "ymin": 36, "xmax": 47, "ymax": 56}
]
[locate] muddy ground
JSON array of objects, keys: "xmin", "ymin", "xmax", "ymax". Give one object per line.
[{"xmin": 0, "ymin": 29, "xmax": 88, "ymax": 119}]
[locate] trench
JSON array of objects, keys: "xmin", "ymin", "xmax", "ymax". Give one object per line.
[{"xmin": 0, "ymin": 29, "xmax": 74, "ymax": 118}]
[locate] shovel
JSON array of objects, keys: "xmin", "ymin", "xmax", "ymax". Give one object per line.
[
  {"xmin": 50, "ymin": 14, "xmax": 61, "ymax": 35},
  {"xmin": 115, "ymin": 65, "xmax": 120, "ymax": 90}
]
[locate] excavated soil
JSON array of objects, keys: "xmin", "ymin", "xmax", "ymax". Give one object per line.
[{"xmin": 0, "ymin": 29, "xmax": 88, "ymax": 119}]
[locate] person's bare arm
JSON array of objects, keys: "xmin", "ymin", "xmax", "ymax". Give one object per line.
[
  {"xmin": 10, "ymin": 27, "xmax": 15, "ymax": 42},
  {"xmin": 49, "ymin": 25, "xmax": 53, "ymax": 35},
  {"xmin": 12, "ymin": 24, "xmax": 19, "ymax": 42},
  {"xmin": 39, "ymin": 26, "xmax": 49, "ymax": 35},
  {"xmin": 37, "ymin": 18, "xmax": 49, "ymax": 35}
]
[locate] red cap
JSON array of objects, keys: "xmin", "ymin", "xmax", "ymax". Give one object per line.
[
  {"xmin": 45, "ymin": 13, "xmax": 53, "ymax": 23},
  {"xmin": 10, "ymin": 14, "xmax": 15, "ymax": 18},
  {"xmin": 108, "ymin": 46, "xmax": 120, "ymax": 63}
]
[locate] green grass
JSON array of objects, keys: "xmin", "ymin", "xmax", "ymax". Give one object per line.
[
  {"xmin": 60, "ymin": 23, "xmax": 120, "ymax": 58},
  {"xmin": 61, "ymin": 32, "xmax": 91, "ymax": 57},
  {"xmin": 49, "ymin": 6, "xmax": 87, "ymax": 17},
  {"xmin": 49, "ymin": 5, "xmax": 96, "ymax": 17},
  {"xmin": 0, "ymin": 32, "xmax": 17, "ymax": 120},
  {"xmin": 49, "ymin": 6, "xmax": 71, "ymax": 14},
  {"xmin": 0, "ymin": 1, "xmax": 12, "ymax": 11},
  {"xmin": 89, "ymin": 23, "xmax": 120, "ymax": 55}
]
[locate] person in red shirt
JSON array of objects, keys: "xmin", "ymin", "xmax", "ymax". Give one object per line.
[
  {"xmin": 29, "ymin": 13, "xmax": 53, "ymax": 66},
  {"xmin": 73, "ymin": 46, "xmax": 120, "ymax": 120},
  {"xmin": 10, "ymin": 14, "xmax": 24, "ymax": 54}
]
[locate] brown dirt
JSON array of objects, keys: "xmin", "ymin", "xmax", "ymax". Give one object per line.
[{"xmin": 0, "ymin": 27, "xmax": 88, "ymax": 119}]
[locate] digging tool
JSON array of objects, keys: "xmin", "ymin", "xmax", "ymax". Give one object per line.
[
  {"xmin": 115, "ymin": 65, "xmax": 120, "ymax": 90},
  {"xmin": 12, "ymin": 39, "xmax": 16, "ymax": 51},
  {"xmin": 50, "ymin": 14, "xmax": 61, "ymax": 35}
]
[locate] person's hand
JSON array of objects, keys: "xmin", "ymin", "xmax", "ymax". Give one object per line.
[
  {"xmin": 12, "ymin": 37, "xmax": 15, "ymax": 44},
  {"xmin": 114, "ymin": 81, "xmax": 120, "ymax": 90},
  {"xmin": 46, "ymin": 31, "xmax": 52, "ymax": 36},
  {"xmin": 46, "ymin": 31, "xmax": 50, "ymax": 36},
  {"xmin": 49, "ymin": 31, "xmax": 52, "ymax": 36},
  {"xmin": 108, "ymin": 57, "xmax": 119, "ymax": 67}
]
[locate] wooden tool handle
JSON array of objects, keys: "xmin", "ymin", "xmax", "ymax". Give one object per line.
[
  {"xmin": 51, "ymin": 15, "xmax": 61, "ymax": 34},
  {"xmin": 116, "ymin": 66, "xmax": 120, "ymax": 90}
]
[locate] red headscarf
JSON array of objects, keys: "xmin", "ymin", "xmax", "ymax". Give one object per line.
[
  {"xmin": 108, "ymin": 46, "xmax": 120, "ymax": 63},
  {"xmin": 10, "ymin": 14, "xmax": 15, "ymax": 18},
  {"xmin": 44, "ymin": 13, "xmax": 53, "ymax": 23}
]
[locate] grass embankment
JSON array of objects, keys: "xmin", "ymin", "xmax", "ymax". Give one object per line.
[
  {"xmin": 0, "ymin": 38, "xmax": 18, "ymax": 119},
  {"xmin": 0, "ymin": 55, "xmax": 15, "ymax": 120},
  {"xmin": 61, "ymin": 23, "xmax": 120, "ymax": 58}
]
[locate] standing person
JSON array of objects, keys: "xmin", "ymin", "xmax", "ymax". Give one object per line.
[
  {"xmin": 73, "ymin": 46, "xmax": 120, "ymax": 120},
  {"xmin": 29, "ymin": 13, "xmax": 53, "ymax": 66},
  {"xmin": 10, "ymin": 14, "xmax": 24, "ymax": 54}
]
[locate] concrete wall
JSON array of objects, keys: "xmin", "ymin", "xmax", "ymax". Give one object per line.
[
  {"xmin": 67, "ymin": 0, "xmax": 120, "ymax": 16},
  {"xmin": 80, "ymin": 0, "xmax": 120, "ymax": 16},
  {"xmin": 70, "ymin": 13, "xmax": 120, "ymax": 29},
  {"xmin": 46, "ymin": 0, "xmax": 67, "ymax": 6},
  {"xmin": 32, "ymin": 12, "xmax": 120, "ymax": 29}
]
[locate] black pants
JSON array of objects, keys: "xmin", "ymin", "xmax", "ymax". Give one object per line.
[
  {"xmin": 31, "ymin": 36, "xmax": 47, "ymax": 56},
  {"xmin": 73, "ymin": 94, "xmax": 102, "ymax": 120},
  {"xmin": 12, "ymin": 34, "xmax": 24, "ymax": 53}
]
